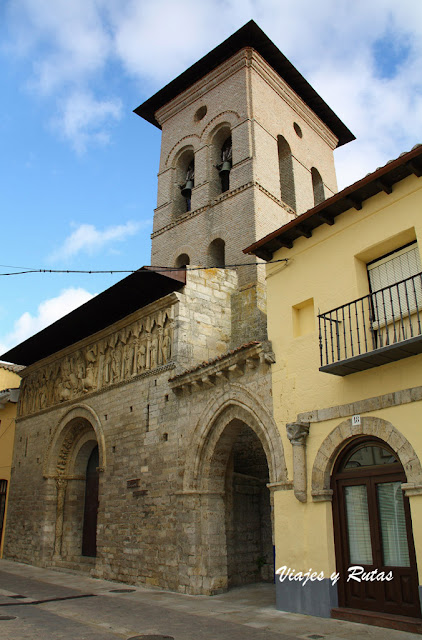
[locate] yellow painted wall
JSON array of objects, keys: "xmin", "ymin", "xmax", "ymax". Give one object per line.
[
  {"xmin": 265, "ymin": 174, "xmax": 422, "ymax": 577},
  {"xmin": 0, "ymin": 366, "xmax": 21, "ymax": 557}
]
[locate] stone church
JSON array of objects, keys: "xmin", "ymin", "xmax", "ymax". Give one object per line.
[{"xmin": 2, "ymin": 21, "xmax": 353, "ymax": 601}]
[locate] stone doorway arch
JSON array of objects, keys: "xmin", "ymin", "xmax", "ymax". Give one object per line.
[
  {"xmin": 180, "ymin": 386, "xmax": 286, "ymax": 595},
  {"xmin": 311, "ymin": 416, "xmax": 422, "ymax": 501},
  {"xmin": 43, "ymin": 405, "xmax": 105, "ymax": 565}
]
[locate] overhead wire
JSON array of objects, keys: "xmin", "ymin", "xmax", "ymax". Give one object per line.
[{"xmin": 0, "ymin": 258, "xmax": 288, "ymax": 277}]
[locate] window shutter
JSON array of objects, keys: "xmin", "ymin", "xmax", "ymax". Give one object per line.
[
  {"xmin": 368, "ymin": 244, "xmax": 421, "ymax": 292},
  {"xmin": 367, "ymin": 244, "xmax": 422, "ymax": 329}
]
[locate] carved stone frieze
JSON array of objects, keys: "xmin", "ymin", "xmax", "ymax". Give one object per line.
[{"xmin": 19, "ymin": 305, "xmax": 175, "ymax": 417}]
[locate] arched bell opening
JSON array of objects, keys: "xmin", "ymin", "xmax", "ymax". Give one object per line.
[
  {"xmin": 210, "ymin": 125, "xmax": 232, "ymax": 198},
  {"xmin": 174, "ymin": 149, "xmax": 195, "ymax": 215},
  {"xmin": 331, "ymin": 436, "xmax": 421, "ymax": 619}
]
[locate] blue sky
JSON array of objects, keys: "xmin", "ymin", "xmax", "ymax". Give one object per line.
[{"xmin": 0, "ymin": 0, "xmax": 421, "ymax": 356}]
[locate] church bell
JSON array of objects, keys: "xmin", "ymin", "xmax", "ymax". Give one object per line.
[{"xmin": 180, "ymin": 179, "xmax": 194, "ymax": 198}]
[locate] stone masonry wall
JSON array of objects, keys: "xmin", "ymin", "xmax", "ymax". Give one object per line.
[{"xmin": 4, "ymin": 269, "xmax": 281, "ymax": 593}]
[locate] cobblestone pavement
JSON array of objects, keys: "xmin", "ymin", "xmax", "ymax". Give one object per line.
[{"xmin": 0, "ymin": 559, "xmax": 419, "ymax": 640}]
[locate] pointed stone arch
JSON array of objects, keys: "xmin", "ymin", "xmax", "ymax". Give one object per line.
[
  {"xmin": 311, "ymin": 416, "xmax": 422, "ymax": 501},
  {"xmin": 183, "ymin": 383, "xmax": 287, "ymax": 492},
  {"xmin": 180, "ymin": 384, "xmax": 286, "ymax": 594}
]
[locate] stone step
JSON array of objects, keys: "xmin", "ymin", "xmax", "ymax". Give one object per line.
[{"xmin": 332, "ymin": 606, "xmax": 422, "ymax": 634}]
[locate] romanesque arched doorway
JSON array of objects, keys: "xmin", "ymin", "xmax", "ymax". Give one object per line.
[
  {"xmin": 332, "ymin": 437, "xmax": 421, "ymax": 619},
  {"xmin": 43, "ymin": 406, "xmax": 105, "ymax": 566}
]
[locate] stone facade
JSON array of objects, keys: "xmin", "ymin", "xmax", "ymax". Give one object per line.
[
  {"xmin": 5, "ymin": 269, "xmax": 286, "ymax": 593},
  {"xmin": 4, "ymin": 25, "xmax": 343, "ymax": 596}
]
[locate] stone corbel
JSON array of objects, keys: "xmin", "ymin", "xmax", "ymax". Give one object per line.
[
  {"xmin": 227, "ymin": 363, "xmax": 244, "ymax": 377},
  {"xmin": 201, "ymin": 375, "xmax": 215, "ymax": 388},
  {"xmin": 260, "ymin": 350, "xmax": 276, "ymax": 365},
  {"xmin": 286, "ymin": 422, "xmax": 309, "ymax": 503},
  {"xmin": 245, "ymin": 356, "xmax": 259, "ymax": 369}
]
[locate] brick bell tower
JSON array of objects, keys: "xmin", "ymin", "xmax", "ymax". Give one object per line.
[{"xmin": 135, "ymin": 21, "xmax": 354, "ymax": 346}]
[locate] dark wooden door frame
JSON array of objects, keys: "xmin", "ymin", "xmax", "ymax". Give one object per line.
[{"xmin": 331, "ymin": 437, "xmax": 421, "ymax": 619}]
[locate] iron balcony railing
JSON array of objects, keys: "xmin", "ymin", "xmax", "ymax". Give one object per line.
[{"xmin": 318, "ymin": 272, "xmax": 422, "ymax": 371}]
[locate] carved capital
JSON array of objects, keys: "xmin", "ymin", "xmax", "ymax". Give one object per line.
[
  {"xmin": 286, "ymin": 422, "xmax": 310, "ymax": 446},
  {"xmin": 55, "ymin": 476, "xmax": 68, "ymax": 491}
]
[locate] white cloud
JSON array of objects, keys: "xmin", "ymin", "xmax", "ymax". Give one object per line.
[
  {"xmin": 0, "ymin": 287, "xmax": 95, "ymax": 354},
  {"xmin": 52, "ymin": 91, "xmax": 122, "ymax": 153},
  {"xmin": 5, "ymin": 0, "xmax": 112, "ymax": 93},
  {"xmin": 49, "ymin": 221, "xmax": 143, "ymax": 261},
  {"xmin": 3, "ymin": 0, "xmax": 422, "ymax": 182}
]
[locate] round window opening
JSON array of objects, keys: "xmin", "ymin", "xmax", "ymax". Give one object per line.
[
  {"xmin": 293, "ymin": 122, "xmax": 303, "ymax": 138},
  {"xmin": 194, "ymin": 105, "xmax": 207, "ymax": 122}
]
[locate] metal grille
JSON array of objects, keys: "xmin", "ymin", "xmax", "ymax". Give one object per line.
[{"xmin": 318, "ymin": 272, "xmax": 422, "ymax": 367}]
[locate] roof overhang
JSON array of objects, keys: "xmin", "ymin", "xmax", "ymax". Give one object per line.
[
  {"xmin": 0, "ymin": 268, "xmax": 186, "ymax": 366},
  {"xmin": 134, "ymin": 20, "xmax": 354, "ymax": 148},
  {"xmin": 244, "ymin": 144, "xmax": 422, "ymax": 260}
]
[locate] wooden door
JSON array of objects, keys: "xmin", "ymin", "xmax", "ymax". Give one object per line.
[
  {"xmin": 82, "ymin": 446, "xmax": 99, "ymax": 557},
  {"xmin": 332, "ymin": 439, "xmax": 421, "ymax": 618}
]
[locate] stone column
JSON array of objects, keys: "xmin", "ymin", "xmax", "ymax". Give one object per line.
[
  {"xmin": 53, "ymin": 476, "xmax": 68, "ymax": 559},
  {"xmin": 286, "ymin": 423, "xmax": 310, "ymax": 503}
]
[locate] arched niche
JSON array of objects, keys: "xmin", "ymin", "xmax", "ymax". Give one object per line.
[
  {"xmin": 207, "ymin": 238, "xmax": 225, "ymax": 268},
  {"xmin": 175, "ymin": 253, "xmax": 190, "ymax": 268},
  {"xmin": 311, "ymin": 167, "xmax": 325, "ymax": 206},
  {"xmin": 277, "ymin": 135, "xmax": 296, "ymax": 211}
]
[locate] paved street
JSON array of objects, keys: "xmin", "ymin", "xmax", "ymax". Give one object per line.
[{"xmin": 0, "ymin": 559, "xmax": 419, "ymax": 640}]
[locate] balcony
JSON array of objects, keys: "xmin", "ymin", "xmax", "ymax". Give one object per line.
[{"xmin": 318, "ymin": 272, "xmax": 422, "ymax": 375}]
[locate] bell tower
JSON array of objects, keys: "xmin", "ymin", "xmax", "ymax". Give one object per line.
[{"xmin": 135, "ymin": 21, "xmax": 354, "ymax": 345}]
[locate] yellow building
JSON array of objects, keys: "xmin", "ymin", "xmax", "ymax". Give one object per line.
[
  {"xmin": 0, "ymin": 363, "xmax": 22, "ymax": 557},
  {"xmin": 246, "ymin": 144, "xmax": 422, "ymax": 630}
]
